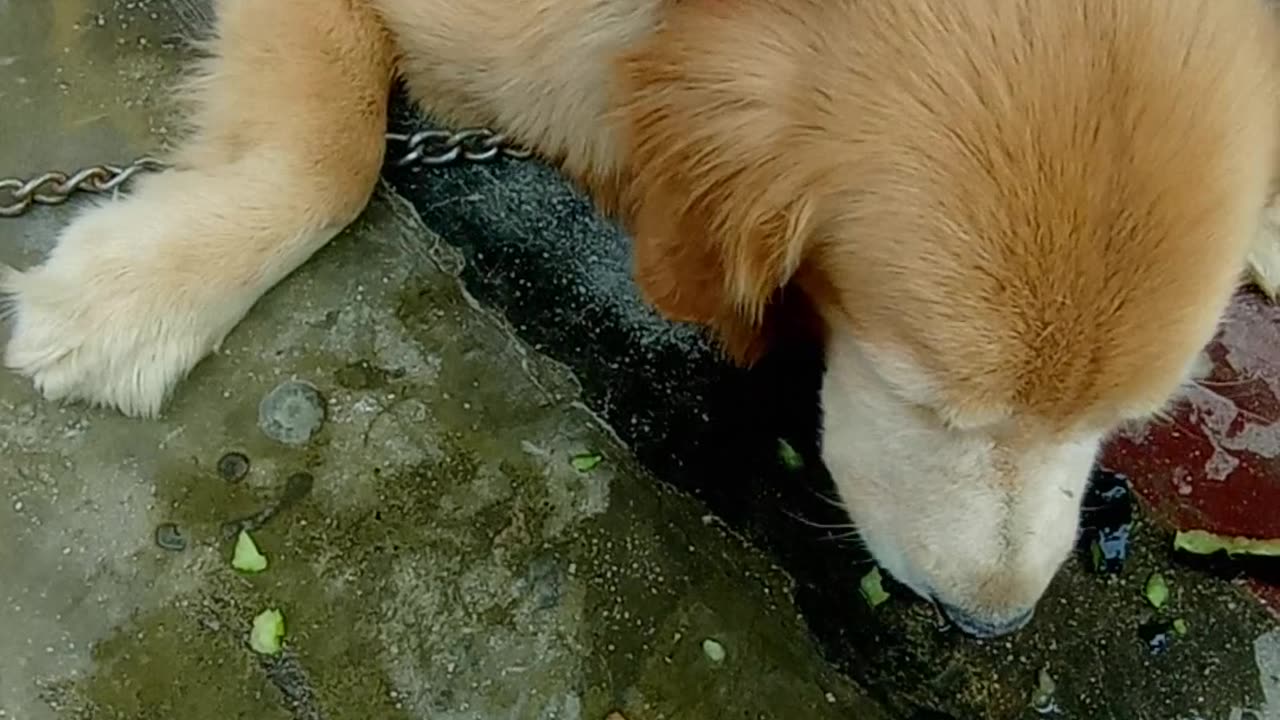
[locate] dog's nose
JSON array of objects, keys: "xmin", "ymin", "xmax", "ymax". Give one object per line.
[{"xmin": 940, "ymin": 603, "xmax": 1035, "ymax": 638}]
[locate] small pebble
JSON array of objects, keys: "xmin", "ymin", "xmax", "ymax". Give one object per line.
[
  {"xmin": 702, "ymin": 638, "xmax": 727, "ymax": 663},
  {"xmin": 258, "ymin": 380, "xmax": 326, "ymax": 446},
  {"xmin": 217, "ymin": 452, "xmax": 251, "ymax": 482},
  {"xmin": 154, "ymin": 523, "xmax": 187, "ymax": 552}
]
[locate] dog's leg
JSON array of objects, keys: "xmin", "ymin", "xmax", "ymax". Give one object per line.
[
  {"xmin": 1247, "ymin": 195, "xmax": 1280, "ymax": 299},
  {"xmin": 2, "ymin": 0, "xmax": 395, "ymax": 417}
]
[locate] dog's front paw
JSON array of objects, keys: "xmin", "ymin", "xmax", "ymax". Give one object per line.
[
  {"xmin": 3, "ymin": 200, "xmax": 255, "ymax": 417},
  {"xmin": 3, "ymin": 269, "xmax": 206, "ymax": 418}
]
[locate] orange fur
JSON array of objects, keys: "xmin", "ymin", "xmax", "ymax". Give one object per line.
[
  {"xmin": 614, "ymin": 0, "xmax": 1278, "ymax": 414},
  {"xmin": 614, "ymin": 1, "xmax": 825, "ymax": 362}
]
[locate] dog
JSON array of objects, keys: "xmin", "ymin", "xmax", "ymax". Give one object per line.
[{"xmin": 5, "ymin": 0, "xmax": 1280, "ymax": 638}]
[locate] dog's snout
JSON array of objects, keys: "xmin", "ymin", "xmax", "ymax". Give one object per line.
[{"xmin": 940, "ymin": 603, "xmax": 1035, "ymax": 639}]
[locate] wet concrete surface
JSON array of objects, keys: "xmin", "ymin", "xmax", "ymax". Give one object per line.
[
  {"xmin": 3, "ymin": 1, "xmax": 1280, "ymax": 719},
  {"xmin": 2, "ymin": 187, "xmax": 889, "ymax": 720}
]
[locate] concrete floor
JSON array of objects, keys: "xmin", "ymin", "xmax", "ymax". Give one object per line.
[{"xmin": 4, "ymin": 2, "xmax": 1280, "ymax": 719}]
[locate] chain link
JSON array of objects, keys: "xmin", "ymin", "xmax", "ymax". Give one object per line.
[
  {"xmin": 0, "ymin": 127, "xmax": 530, "ymax": 218},
  {"xmin": 0, "ymin": 158, "xmax": 170, "ymax": 218},
  {"xmin": 385, "ymin": 127, "xmax": 532, "ymax": 167}
]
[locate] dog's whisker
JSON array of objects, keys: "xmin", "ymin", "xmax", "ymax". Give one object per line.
[{"xmin": 783, "ymin": 508, "xmax": 857, "ymax": 531}]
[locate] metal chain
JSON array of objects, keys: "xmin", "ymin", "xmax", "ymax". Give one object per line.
[
  {"xmin": 0, "ymin": 127, "xmax": 530, "ymax": 218},
  {"xmin": 385, "ymin": 127, "xmax": 531, "ymax": 167},
  {"xmin": 0, "ymin": 158, "xmax": 170, "ymax": 218}
]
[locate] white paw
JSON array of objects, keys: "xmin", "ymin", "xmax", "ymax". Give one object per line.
[{"xmin": 3, "ymin": 190, "xmax": 257, "ymax": 417}]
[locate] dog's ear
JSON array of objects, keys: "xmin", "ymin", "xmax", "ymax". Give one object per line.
[{"xmin": 615, "ymin": 12, "xmax": 820, "ymax": 365}]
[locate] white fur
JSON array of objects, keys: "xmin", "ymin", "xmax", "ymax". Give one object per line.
[
  {"xmin": 3, "ymin": 155, "xmax": 346, "ymax": 417},
  {"xmin": 1248, "ymin": 201, "xmax": 1280, "ymax": 300},
  {"xmin": 821, "ymin": 332, "xmax": 1101, "ymax": 624}
]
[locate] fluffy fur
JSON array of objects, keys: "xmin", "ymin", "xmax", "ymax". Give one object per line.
[{"xmin": 5, "ymin": 0, "xmax": 1280, "ymax": 636}]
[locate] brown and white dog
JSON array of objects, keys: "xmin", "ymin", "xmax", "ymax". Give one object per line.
[{"xmin": 5, "ymin": 0, "xmax": 1280, "ymax": 638}]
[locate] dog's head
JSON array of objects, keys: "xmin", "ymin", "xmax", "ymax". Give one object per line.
[{"xmin": 618, "ymin": 0, "xmax": 1278, "ymax": 636}]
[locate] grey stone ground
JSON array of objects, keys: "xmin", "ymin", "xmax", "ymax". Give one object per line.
[
  {"xmin": 5, "ymin": 2, "xmax": 1280, "ymax": 720},
  {"xmin": 1, "ymin": 188, "xmax": 888, "ymax": 720}
]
